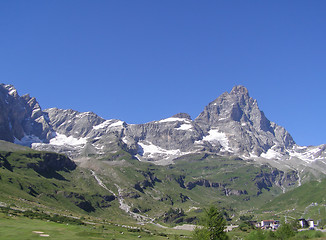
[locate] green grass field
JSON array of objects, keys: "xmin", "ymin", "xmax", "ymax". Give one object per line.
[{"xmin": 0, "ymin": 212, "xmax": 192, "ymax": 240}]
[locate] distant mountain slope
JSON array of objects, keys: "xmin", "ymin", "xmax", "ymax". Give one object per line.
[
  {"xmin": 260, "ymin": 177, "xmax": 326, "ymax": 222},
  {"xmin": 0, "ymin": 144, "xmax": 121, "ymax": 217},
  {"xmin": 1, "ymin": 83, "xmax": 326, "ymax": 180},
  {"xmin": 264, "ymin": 177, "xmax": 326, "ymax": 211},
  {"xmin": 0, "ymin": 142, "xmax": 302, "ymax": 222}
]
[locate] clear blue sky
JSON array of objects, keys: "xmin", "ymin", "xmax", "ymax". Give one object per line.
[{"xmin": 0, "ymin": 1, "xmax": 325, "ymax": 146}]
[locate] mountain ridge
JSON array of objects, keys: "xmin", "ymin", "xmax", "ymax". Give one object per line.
[{"xmin": 1, "ymin": 83, "xmax": 325, "ymax": 176}]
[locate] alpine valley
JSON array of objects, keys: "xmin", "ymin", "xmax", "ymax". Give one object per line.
[{"xmin": 1, "ymin": 83, "xmax": 326, "ymax": 238}]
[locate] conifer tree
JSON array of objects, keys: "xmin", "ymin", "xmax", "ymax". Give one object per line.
[{"xmin": 193, "ymin": 206, "xmax": 228, "ymax": 240}]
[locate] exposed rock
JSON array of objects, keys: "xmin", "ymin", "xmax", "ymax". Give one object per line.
[
  {"xmin": 0, "ymin": 84, "xmax": 52, "ymax": 144},
  {"xmin": 185, "ymin": 178, "xmax": 248, "ymax": 196},
  {"xmin": 253, "ymin": 166, "xmax": 299, "ymax": 195},
  {"xmin": 1, "ymin": 83, "xmax": 326, "ymax": 178},
  {"xmin": 194, "ymin": 85, "xmax": 295, "ymax": 157},
  {"xmin": 122, "ymin": 191, "xmax": 141, "ymax": 199},
  {"xmin": 161, "ymin": 208, "xmax": 186, "ymax": 223},
  {"xmin": 62, "ymin": 192, "xmax": 86, "ymax": 200},
  {"xmin": 172, "ymin": 113, "xmax": 192, "ymax": 120},
  {"xmin": 44, "ymin": 108, "xmax": 104, "ymax": 138},
  {"xmin": 160, "ymin": 194, "xmax": 174, "ymax": 205},
  {"xmin": 186, "ymin": 179, "xmax": 222, "ymax": 190},
  {"xmin": 224, "ymin": 189, "xmax": 247, "ymax": 196},
  {"xmin": 134, "ymin": 170, "xmax": 162, "ymax": 192},
  {"xmin": 174, "ymin": 175, "xmax": 186, "ymax": 188},
  {"xmin": 179, "ymin": 193, "xmax": 189, "ymax": 203}
]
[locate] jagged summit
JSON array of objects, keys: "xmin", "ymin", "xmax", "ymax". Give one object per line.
[
  {"xmin": 230, "ymin": 85, "xmax": 249, "ymax": 96},
  {"xmin": 0, "ymin": 84, "xmax": 52, "ymax": 144},
  {"xmin": 195, "ymin": 85, "xmax": 258, "ymax": 127},
  {"xmin": 1, "ymin": 83, "xmax": 326, "ymax": 173},
  {"xmin": 194, "ymin": 86, "xmax": 295, "ymax": 157},
  {"xmin": 171, "ymin": 113, "xmax": 192, "ymax": 120}
]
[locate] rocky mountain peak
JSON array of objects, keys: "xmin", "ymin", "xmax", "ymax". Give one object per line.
[
  {"xmin": 1, "ymin": 83, "xmax": 325, "ymax": 174},
  {"xmin": 195, "ymin": 86, "xmax": 253, "ymax": 129},
  {"xmin": 194, "ymin": 86, "xmax": 295, "ymax": 157},
  {"xmin": 2, "ymin": 84, "xmax": 19, "ymax": 98},
  {"xmin": 44, "ymin": 108, "xmax": 104, "ymax": 138},
  {"xmin": 171, "ymin": 113, "xmax": 192, "ymax": 120},
  {"xmin": 230, "ymin": 85, "xmax": 249, "ymax": 96},
  {"xmin": 0, "ymin": 84, "xmax": 53, "ymax": 144}
]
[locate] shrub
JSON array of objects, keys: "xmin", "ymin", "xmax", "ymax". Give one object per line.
[{"xmin": 275, "ymin": 223, "xmax": 295, "ymax": 240}]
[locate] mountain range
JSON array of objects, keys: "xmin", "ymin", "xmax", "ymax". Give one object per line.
[
  {"xmin": 1, "ymin": 83, "xmax": 326, "ymax": 233},
  {"xmin": 1, "ymin": 83, "xmax": 325, "ymax": 177}
]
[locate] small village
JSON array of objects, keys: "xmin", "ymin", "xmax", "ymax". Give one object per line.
[{"xmin": 256, "ymin": 218, "xmax": 315, "ymax": 230}]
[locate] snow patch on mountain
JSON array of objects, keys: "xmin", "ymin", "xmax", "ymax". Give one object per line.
[
  {"xmin": 288, "ymin": 145, "xmax": 326, "ymax": 163},
  {"xmin": 176, "ymin": 123, "xmax": 193, "ymax": 131},
  {"xmin": 76, "ymin": 112, "xmax": 93, "ymax": 118},
  {"xmin": 2, "ymin": 83, "xmax": 326, "ymax": 174},
  {"xmin": 137, "ymin": 141, "xmax": 192, "ymax": 165},
  {"xmin": 138, "ymin": 141, "xmax": 182, "ymax": 157},
  {"xmin": 93, "ymin": 120, "xmax": 124, "ymax": 130},
  {"xmin": 202, "ymin": 129, "xmax": 230, "ymax": 150},
  {"xmin": 93, "ymin": 120, "xmax": 112, "ymax": 130},
  {"xmin": 110, "ymin": 121, "xmax": 124, "ymax": 127},
  {"xmin": 122, "ymin": 136, "xmax": 130, "ymax": 144},
  {"xmin": 49, "ymin": 133, "xmax": 87, "ymax": 146},
  {"xmin": 158, "ymin": 117, "xmax": 191, "ymax": 123},
  {"xmin": 261, "ymin": 149, "xmax": 283, "ymax": 159}
]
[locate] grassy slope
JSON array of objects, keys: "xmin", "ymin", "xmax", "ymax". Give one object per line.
[
  {"xmin": 0, "ymin": 140, "xmax": 31, "ymax": 152},
  {"xmin": 0, "ymin": 149, "xmax": 123, "ymax": 220},
  {"xmin": 81, "ymin": 152, "xmax": 292, "ymax": 223},
  {"xmin": 259, "ymin": 178, "xmax": 326, "ymax": 225},
  {"xmin": 2, "ymin": 140, "xmax": 326, "ymax": 234},
  {"xmin": 0, "ymin": 146, "xmax": 299, "ymax": 219}
]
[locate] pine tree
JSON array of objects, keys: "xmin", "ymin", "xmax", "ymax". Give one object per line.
[{"xmin": 193, "ymin": 206, "xmax": 229, "ymax": 240}]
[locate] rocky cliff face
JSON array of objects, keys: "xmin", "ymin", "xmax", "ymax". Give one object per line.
[
  {"xmin": 1, "ymin": 83, "xmax": 326, "ymax": 175},
  {"xmin": 194, "ymin": 86, "xmax": 295, "ymax": 157},
  {"xmin": 123, "ymin": 113, "xmax": 205, "ymax": 164},
  {"xmin": 0, "ymin": 84, "xmax": 52, "ymax": 144},
  {"xmin": 44, "ymin": 108, "xmax": 104, "ymax": 138}
]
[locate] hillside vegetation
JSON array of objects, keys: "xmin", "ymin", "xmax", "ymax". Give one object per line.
[{"xmin": 0, "ymin": 141, "xmax": 308, "ymax": 222}]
